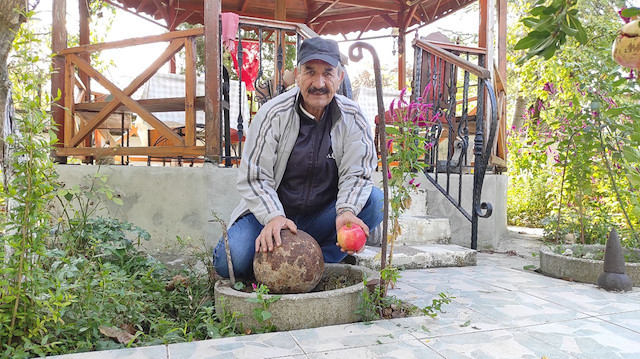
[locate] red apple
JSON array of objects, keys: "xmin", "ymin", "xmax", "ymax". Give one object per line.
[{"xmin": 337, "ymin": 223, "xmax": 366, "ymax": 252}]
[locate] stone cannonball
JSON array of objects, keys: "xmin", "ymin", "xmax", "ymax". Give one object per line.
[{"xmin": 253, "ymin": 229, "xmax": 324, "ymax": 294}]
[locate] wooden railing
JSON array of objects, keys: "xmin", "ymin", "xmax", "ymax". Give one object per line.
[
  {"xmin": 56, "ymin": 28, "xmax": 204, "ymax": 160},
  {"xmin": 53, "ymin": 17, "xmax": 318, "ymax": 164}
]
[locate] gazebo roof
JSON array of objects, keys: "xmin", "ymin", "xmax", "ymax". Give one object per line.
[{"xmin": 109, "ymin": 0, "xmax": 477, "ymax": 35}]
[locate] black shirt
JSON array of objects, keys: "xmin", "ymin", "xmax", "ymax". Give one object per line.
[{"xmin": 277, "ymin": 95, "xmax": 340, "ymax": 215}]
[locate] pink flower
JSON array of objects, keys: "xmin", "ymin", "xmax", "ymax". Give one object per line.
[
  {"xmin": 387, "ymin": 169, "xmax": 392, "ymax": 179},
  {"xmin": 399, "ymin": 88, "xmax": 407, "ymax": 105},
  {"xmin": 252, "ymin": 283, "xmax": 257, "ymax": 291},
  {"xmin": 386, "ymin": 139, "xmax": 393, "ymax": 150},
  {"xmin": 619, "ymin": 7, "xmax": 631, "ymax": 23},
  {"xmin": 409, "ymin": 178, "xmax": 415, "ymax": 185},
  {"xmin": 415, "ymin": 183, "xmax": 421, "ymax": 188},
  {"xmin": 425, "ymin": 142, "xmax": 434, "ymax": 150},
  {"xmin": 421, "ymin": 82, "xmax": 432, "ymax": 100},
  {"xmin": 543, "ymin": 82, "xmax": 556, "ymax": 95}
]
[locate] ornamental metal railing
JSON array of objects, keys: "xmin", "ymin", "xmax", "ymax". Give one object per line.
[{"xmin": 411, "ymin": 39, "xmax": 499, "ymax": 249}]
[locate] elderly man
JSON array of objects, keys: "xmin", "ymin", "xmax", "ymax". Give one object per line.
[{"xmin": 213, "ymin": 37, "xmax": 383, "ymax": 278}]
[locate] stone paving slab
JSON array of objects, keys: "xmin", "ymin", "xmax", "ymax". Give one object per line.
[
  {"xmin": 48, "ymin": 262, "xmax": 640, "ymax": 359},
  {"xmin": 519, "ymin": 316, "xmax": 640, "ymax": 359},
  {"xmin": 520, "ymin": 283, "xmax": 640, "ymax": 316},
  {"xmin": 424, "ymin": 329, "xmax": 579, "ymax": 359},
  {"xmin": 305, "ymin": 339, "xmax": 444, "ymax": 359},
  {"xmin": 453, "ymin": 288, "xmax": 591, "ymax": 327},
  {"xmin": 48, "ymin": 344, "xmax": 167, "ymax": 359},
  {"xmin": 288, "ymin": 318, "xmax": 416, "ymax": 353},
  {"xmin": 596, "ymin": 310, "xmax": 640, "ymax": 334},
  {"xmin": 390, "ymin": 304, "xmax": 508, "ymax": 338},
  {"xmin": 355, "ymin": 244, "xmax": 476, "ymax": 270},
  {"xmin": 167, "ymin": 332, "xmax": 304, "ymax": 359}
]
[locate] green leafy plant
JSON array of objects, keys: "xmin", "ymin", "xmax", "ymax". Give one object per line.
[
  {"xmin": 379, "ymin": 86, "xmax": 436, "ymax": 290},
  {"xmin": 514, "ymin": 0, "xmax": 587, "ymax": 64},
  {"xmin": 0, "ymin": 9, "xmax": 61, "ymax": 358},
  {"xmin": 245, "ymin": 283, "xmax": 281, "ymax": 333},
  {"xmin": 421, "ymin": 293, "xmax": 455, "ymax": 318},
  {"xmin": 357, "ymin": 273, "xmax": 452, "ymax": 323},
  {"xmin": 357, "ymin": 277, "xmax": 386, "ymax": 322},
  {"xmin": 508, "ymin": 0, "xmax": 640, "ymax": 247}
]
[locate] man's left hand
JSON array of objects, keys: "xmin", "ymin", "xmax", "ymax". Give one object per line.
[{"xmin": 335, "ymin": 210, "xmax": 369, "ymax": 255}]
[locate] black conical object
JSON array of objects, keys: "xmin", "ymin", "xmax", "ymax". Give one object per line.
[{"xmin": 597, "ymin": 229, "xmax": 632, "ymax": 292}]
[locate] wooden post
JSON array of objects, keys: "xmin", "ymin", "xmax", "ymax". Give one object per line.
[
  {"xmin": 397, "ymin": 31, "xmax": 406, "ymax": 90},
  {"xmin": 478, "ymin": 0, "xmax": 487, "ymax": 48},
  {"xmin": 184, "ymin": 37, "xmax": 197, "ymax": 146},
  {"xmin": 497, "ymin": 0, "xmax": 507, "ymax": 83},
  {"xmin": 79, "ymin": 0, "xmax": 93, "ymax": 162},
  {"xmin": 79, "ymin": 0, "xmax": 90, "ymax": 100},
  {"xmin": 170, "ymin": 24, "xmax": 177, "ymax": 74},
  {"xmin": 496, "ymin": 0, "xmax": 507, "ymax": 163},
  {"xmin": 204, "ymin": 0, "xmax": 221, "ymax": 162},
  {"xmin": 276, "ymin": 0, "xmax": 286, "ymax": 20},
  {"xmin": 397, "ymin": 10, "xmax": 406, "ymax": 90},
  {"xmin": 274, "ymin": 0, "xmax": 286, "ymax": 92},
  {"xmin": 52, "ymin": 0, "xmax": 67, "ymax": 162}
]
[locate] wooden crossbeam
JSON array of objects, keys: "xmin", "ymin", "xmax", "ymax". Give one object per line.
[
  {"xmin": 308, "ymin": 1, "xmax": 339, "ymax": 23},
  {"xmin": 313, "ymin": 10, "xmax": 387, "ymax": 23},
  {"xmin": 432, "ymin": 0, "xmax": 443, "ymax": 20},
  {"xmin": 151, "ymin": 0, "xmax": 170, "ymax": 23},
  {"xmin": 360, "ymin": 16, "xmax": 377, "ymax": 37},
  {"xmin": 314, "ymin": 0, "xmax": 402, "ymax": 11},
  {"xmin": 170, "ymin": 9, "xmax": 197, "ymax": 30},
  {"xmin": 403, "ymin": 5, "xmax": 418, "ymax": 29},
  {"xmin": 68, "ymin": 40, "xmax": 185, "ymax": 147},
  {"xmin": 380, "ymin": 14, "xmax": 398, "ymax": 28},
  {"xmin": 70, "ymin": 54, "xmax": 185, "ymax": 147},
  {"xmin": 75, "ymin": 96, "xmax": 206, "ymax": 113},
  {"xmin": 56, "ymin": 146, "xmax": 205, "ymax": 157},
  {"xmin": 58, "ymin": 28, "xmax": 203, "ymax": 55},
  {"xmin": 413, "ymin": 39, "xmax": 491, "ymax": 79},
  {"xmin": 239, "ymin": 0, "xmax": 249, "ymax": 11}
]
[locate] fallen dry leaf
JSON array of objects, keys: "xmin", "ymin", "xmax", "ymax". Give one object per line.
[
  {"xmin": 165, "ymin": 274, "xmax": 191, "ymax": 291},
  {"xmin": 99, "ymin": 326, "xmax": 135, "ymax": 344},
  {"xmin": 120, "ymin": 323, "xmax": 136, "ymax": 335}
]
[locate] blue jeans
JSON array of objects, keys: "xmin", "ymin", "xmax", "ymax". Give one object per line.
[{"xmin": 213, "ymin": 187, "xmax": 383, "ymax": 278}]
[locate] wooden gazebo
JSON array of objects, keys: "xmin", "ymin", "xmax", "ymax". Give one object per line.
[{"xmin": 50, "ymin": 0, "xmax": 507, "ymax": 165}]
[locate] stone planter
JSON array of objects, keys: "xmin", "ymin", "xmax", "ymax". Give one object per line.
[
  {"xmin": 214, "ymin": 263, "xmax": 376, "ymax": 331},
  {"xmin": 539, "ymin": 244, "xmax": 640, "ymax": 287}
]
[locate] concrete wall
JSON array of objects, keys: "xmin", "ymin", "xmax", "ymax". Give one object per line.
[
  {"xmin": 55, "ymin": 164, "xmax": 240, "ymax": 261},
  {"xmin": 56, "ymin": 165, "xmax": 507, "ymax": 263},
  {"xmin": 372, "ymin": 171, "xmax": 508, "ymax": 249}
]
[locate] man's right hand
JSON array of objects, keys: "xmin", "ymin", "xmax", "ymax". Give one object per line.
[{"xmin": 255, "ymin": 215, "xmax": 297, "ymax": 253}]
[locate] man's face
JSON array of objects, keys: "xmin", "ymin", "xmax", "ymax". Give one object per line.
[{"xmin": 295, "ymin": 60, "xmax": 344, "ymax": 116}]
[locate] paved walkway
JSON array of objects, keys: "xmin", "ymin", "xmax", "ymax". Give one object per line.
[{"xmin": 50, "ymin": 229, "xmax": 640, "ymax": 359}]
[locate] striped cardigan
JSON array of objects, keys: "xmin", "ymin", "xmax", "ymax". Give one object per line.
[{"xmin": 227, "ymin": 86, "xmax": 377, "ymax": 227}]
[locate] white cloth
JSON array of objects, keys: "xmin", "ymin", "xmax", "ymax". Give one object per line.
[
  {"xmin": 352, "ymin": 87, "xmax": 402, "ymax": 136},
  {"xmin": 140, "ymin": 72, "xmax": 250, "ymax": 134}
]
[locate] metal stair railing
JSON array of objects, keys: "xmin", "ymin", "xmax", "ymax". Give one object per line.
[{"xmin": 412, "ymin": 39, "xmax": 499, "ymax": 249}]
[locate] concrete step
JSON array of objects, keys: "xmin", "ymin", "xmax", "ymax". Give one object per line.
[
  {"xmin": 368, "ymin": 215, "xmax": 451, "ymax": 246},
  {"xmin": 353, "ymin": 244, "xmax": 476, "ymax": 270}
]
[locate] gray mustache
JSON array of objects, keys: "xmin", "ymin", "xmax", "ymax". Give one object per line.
[{"xmin": 308, "ymin": 87, "xmax": 328, "ymax": 95}]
